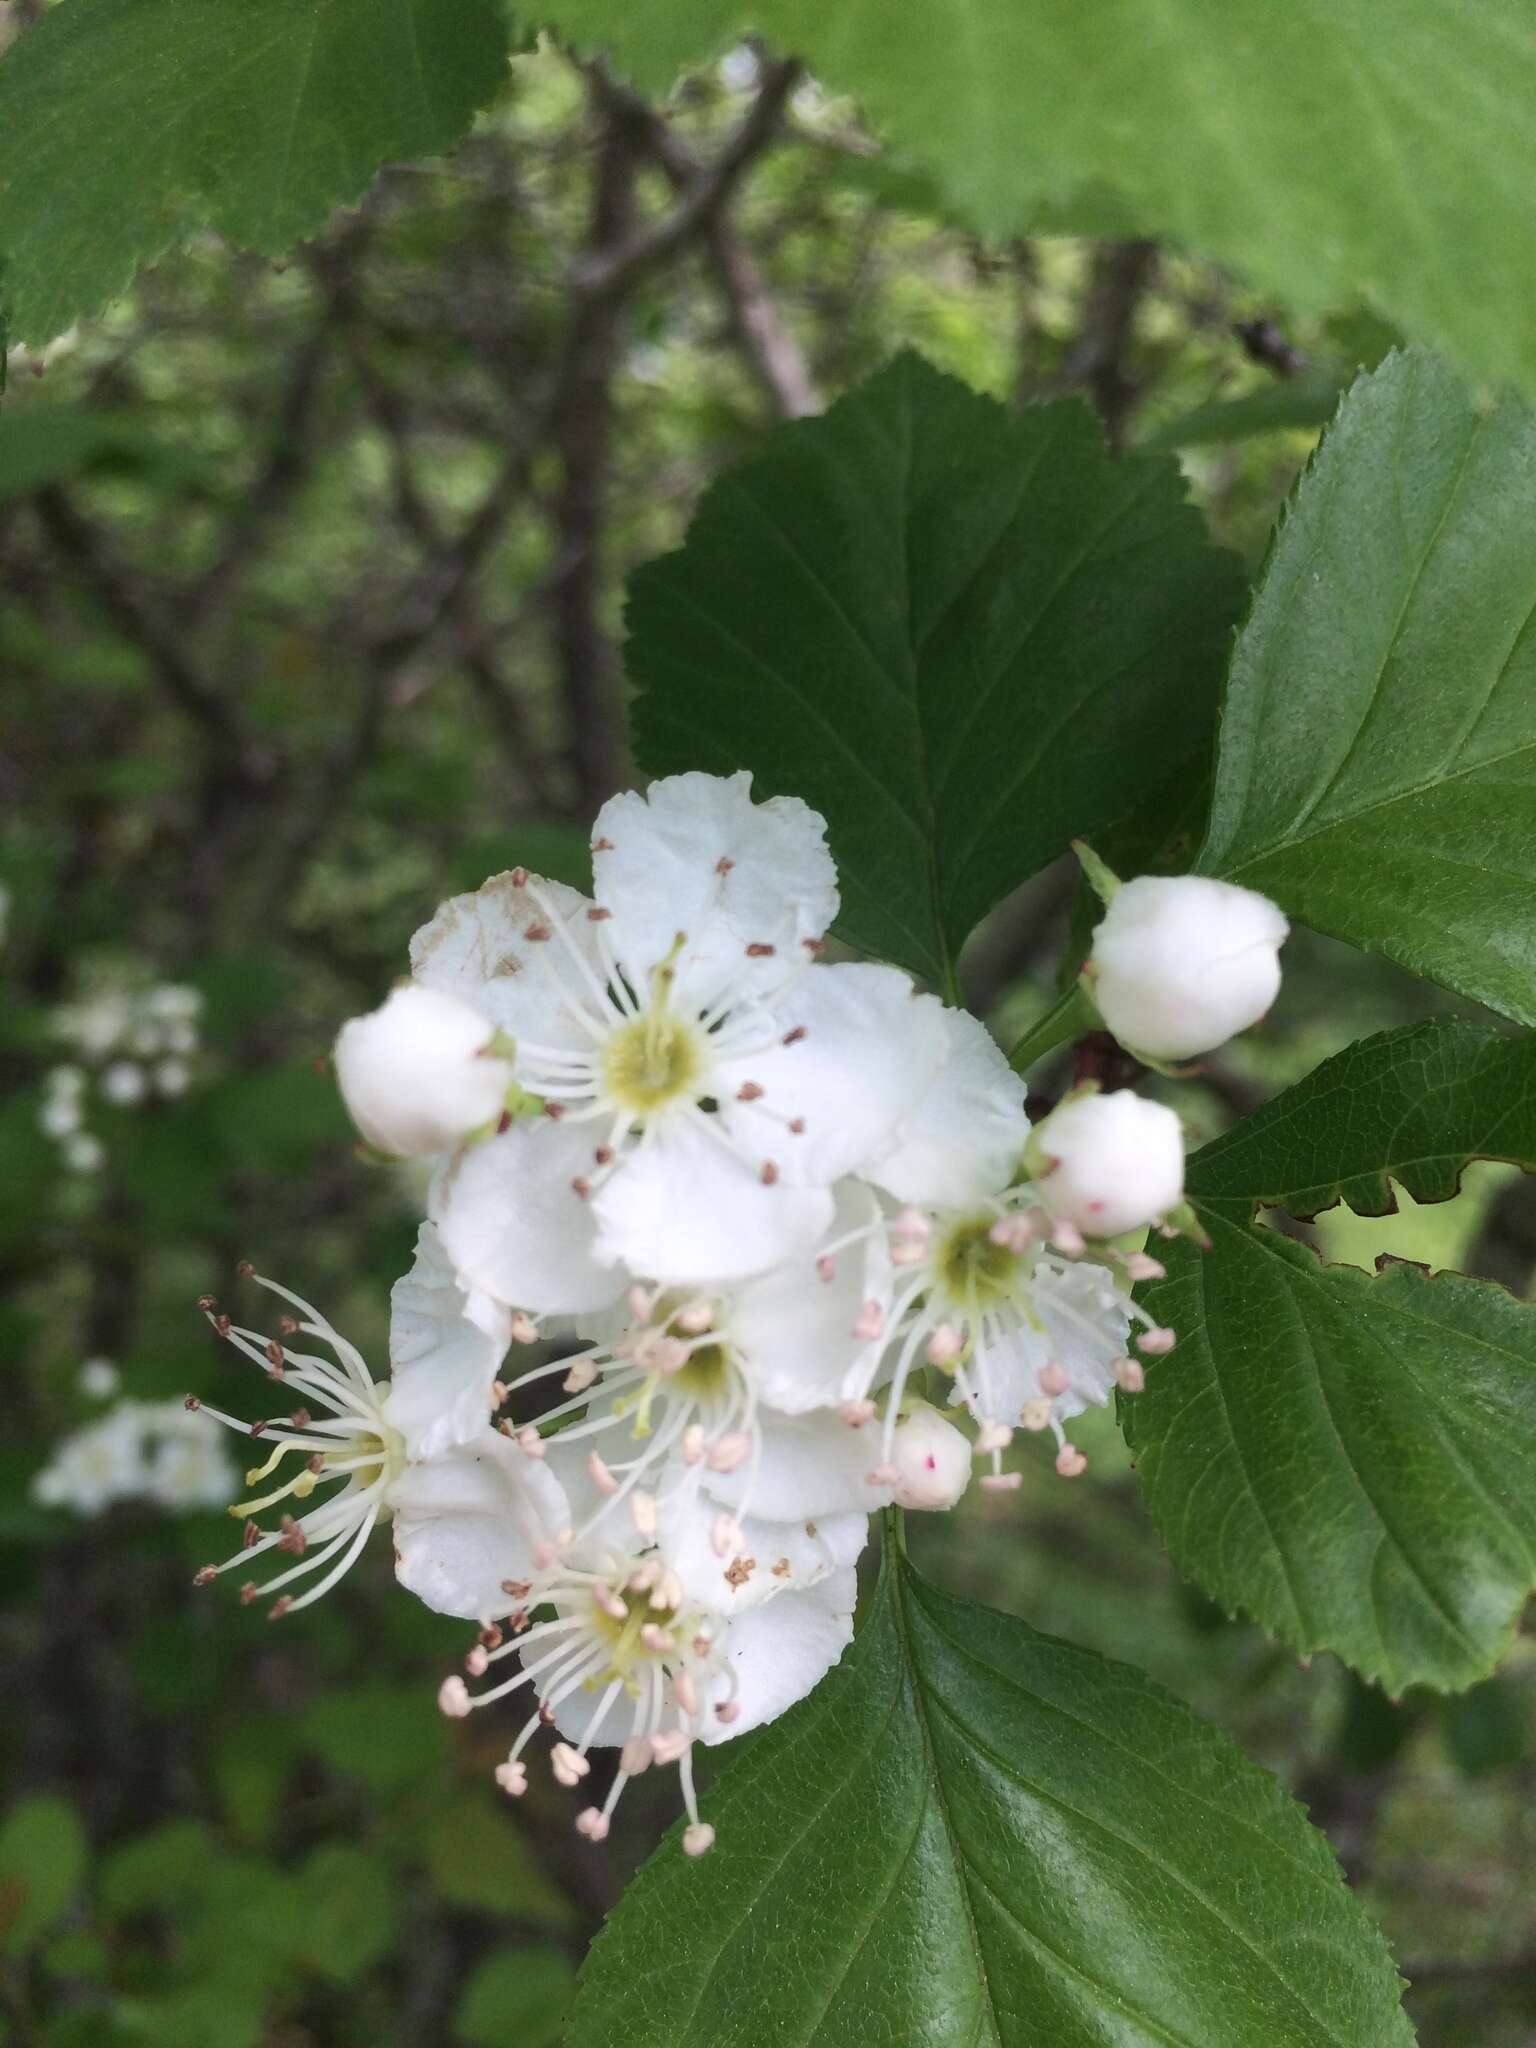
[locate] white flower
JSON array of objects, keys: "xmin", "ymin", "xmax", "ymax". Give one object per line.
[
  {"xmin": 1087, "ymin": 875, "xmax": 1288, "ymax": 1060},
  {"xmin": 143, "ymin": 1407, "xmax": 241, "ymax": 1510},
  {"xmin": 32, "ymin": 1404, "xmax": 149, "ymax": 1513},
  {"xmin": 189, "ymin": 1226, "xmax": 561, "ymax": 1619},
  {"xmin": 147, "ymin": 984, "xmax": 202, "ymax": 1023},
  {"xmin": 101, "ymin": 1061, "xmax": 148, "ymax": 1108},
  {"xmin": 1027, "ymin": 1089, "xmax": 1184, "ymax": 1237},
  {"xmin": 63, "ymin": 1132, "xmax": 105, "ymax": 1173},
  {"xmin": 863, "ymin": 1001, "xmax": 1029, "ymax": 1208},
  {"xmin": 824, "ymin": 1187, "xmax": 1173, "ymax": 1487},
  {"xmin": 154, "ymin": 1058, "xmax": 192, "ymax": 1098},
  {"xmin": 885, "ymin": 1400, "xmax": 972, "ymax": 1510},
  {"xmin": 55, "ymin": 994, "xmax": 131, "ymax": 1059},
  {"xmin": 334, "ymin": 984, "xmax": 516, "ymax": 1159},
  {"xmin": 40, "ymin": 1093, "xmax": 84, "ymax": 1138},
  {"xmin": 78, "ymin": 1357, "xmax": 121, "ymax": 1399},
  {"xmin": 437, "ymin": 1430, "xmax": 863, "ymax": 1855},
  {"xmin": 417, "ymin": 772, "xmax": 947, "ymax": 1297}
]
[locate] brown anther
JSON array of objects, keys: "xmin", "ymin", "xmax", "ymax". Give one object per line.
[
  {"xmin": 760, "ymin": 1161, "xmax": 780, "ymax": 1186},
  {"xmin": 524, "ymin": 922, "xmax": 551, "ymax": 943},
  {"xmin": 236, "ymin": 1259, "xmax": 255, "ymax": 1278},
  {"xmin": 538, "ymin": 1704, "xmax": 555, "ymax": 1725},
  {"xmin": 193, "ymin": 1565, "xmax": 218, "ymax": 1587},
  {"xmin": 265, "ymin": 1340, "xmax": 285, "ymax": 1367},
  {"xmin": 307, "ymin": 1453, "xmax": 327, "ymax": 1473},
  {"xmin": 586, "ymin": 906, "xmax": 612, "ymax": 922},
  {"xmin": 278, "ymin": 1316, "xmax": 299, "ymax": 1335},
  {"xmin": 267, "ymin": 1596, "xmax": 293, "ymax": 1621},
  {"xmin": 745, "ymin": 942, "xmax": 776, "ymax": 958},
  {"xmin": 478, "ymin": 1624, "xmax": 504, "ymax": 1650},
  {"xmin": 501, "ymin": 1579, "xmax": 532, "ymax": 1599},
  {"xmin": 183, "ymin": 1393, "xmax": 202, "ymax": 1411},
  {"xmin": 592, "ymin": 836, "xmax": 614, "ymax": 852},
  {"xmin": 543, "ymin": 1101, "xmax": 567, "ymax": 1121},
  {"xmin": 771, "ymin": 1557, "xmax": 792, "ymax": 1577},
  {"xmin": 735, "ymin": 1081, "xmax": 764, "ymax": 1102},
  {"xmin": 782, "ymin": 1025, "xmax": 807, "ymax": 1046},
  {"xmin": 571, "ymin": 1176, "xmax": 592, "ymax": 1199},
  {"xmin": 239, "ymin": 1581, "xmax": 259, "ymax": 1605},
  {"xmin": 594, "ymin": 1145, "xmax": 614, "ymax": 1166},
  {"xmin": 249, "ymin": 1419, "xmax": 268, "ymax": 1438},
  {"xmin": 278, "ymin": 1515, "xmax": 306, "ymax": 1556},
  {"xmin": 715, "ymin": 856, "xmax": 735, "ymax": 875},
  {"xmin": 288, "ymin": 1408, "xmax": 311, "ymax": 1429},
  {"xmin": 490, "ymin": 1381, "xmax": 509, "ymax": 1407},
  {"xmin": 788, "ymin": 1118, "xmax": 806, "ymax": 1135},
  {"xmin": 801, "ymin": 937, "xmax": 825, "ymax": 955},
  {"xmin": 242, "ymin": 1519, "xmax": 262, "ymax": 1550},
  {"xmin": 510, "ymin": 866, "xmax": 530, "ymax": 886},
  {"xmin": 214, "ymin": 1314, "xmax": 232, "ymax": 1337},
  {"xmin": 724, "ymin": 1556, "xmax": 756, "ymax": 1588},
  {"xmin": 510, "ymin": 1609, "xmax": 530, "ymax": 1633},
  {"xmin": 497, "ymin": 1417, "xmax": 516, "ymax": 1437},
  {"xmin": 496, "ymin": 1109, "xmax": 513, "ymax": 1134}
]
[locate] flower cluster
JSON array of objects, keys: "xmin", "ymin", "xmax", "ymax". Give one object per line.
[
  {"xmin": 192, "ymin": 773, "xmax": 1285, "ymax": 1853},
  {"xmin": 34, "ymin": 1395, "xmax": 238, "ymax": 1516},
  {"xmin": 42, "ymin": 983, "xmax": 202, "ymax": 1173}
]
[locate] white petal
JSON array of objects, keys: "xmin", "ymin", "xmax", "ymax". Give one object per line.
[
  {"xmin": 659, "ymin": 1489, "xmax": 867, "ymax": 1615},
  {"xmin": 699, "ymin": 1566, "xmax": 859, "ymax": 1742},
  {"xmin": 409, "ymin": 871, "xmax": 606, "ymax": 1055},
  {"xmin": 334, "ymin": 985, "xmax": 512, "ymax": 1158},
  {"xmin": 591, "ymin": 1119, "xmax": 832, "ymax": 1285},
  {"xmin": 864, "ymin": 1003, "xmax": 1029, "ymax": 1207},
  {"xmin": 390, "ymin": 1434, "xmax": 569, "ymax": 1620},
  {"xmin": 709, "ymin": 1408, "xmax": 891, "ymax": 1521},
  {"xmin": 384, "ymin": 1224, "xmax": 510, "ymax": 1460},
  {"xmin": 716, "ymin": 963, "xmax": 948, "ymax": 1186},
  {"xmin": 433, "ymin": 1119, "xmax": 628, "ymax": 1315},
  {"xmin": 592, "ymin": 771, "xmax": 838, "ymax": 1007},
  {"xmin": 730, "ymin": 1180, "xmax": 891, "ymax": 1413}
]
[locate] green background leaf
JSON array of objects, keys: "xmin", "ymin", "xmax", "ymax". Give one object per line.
[
  {"xmin": 1125, "ymin": 1020, "xmax": 1536, "ymax": 1693},
  {"xmin": 536, "ymin": 0, "xmax": 1536, "ymax": 396},
  {"xmin": 629, "ymin": 351, "xmax": 1242, "ymax": 988},
  {"xmin": 0, "ymin": 1795, "xmax": 87, "ymax": 1958},
  {"xmin": 567, "ymin": 1543, "xmax": 1411, "ymax": 2047},
  {"xmin": 0, "ymin": 0, "xmax": 511, "ymax": 344},
  {"xmin": 1199, "ymin": 349, "xmax": 1536, "ymax": 1024}
]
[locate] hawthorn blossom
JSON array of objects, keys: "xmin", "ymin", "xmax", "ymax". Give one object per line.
[
  {"xmin": 1086, "ymin": 873, "xmax": 1288, "ymax": 1061},
  {"xmin": 1025, "ymin": 1087, "xmax": 1186, "ymax": 1238},
  {"xmin": 415, "ymin": 771, "xmax": 949, "ymax": 1300},
  {"xmin": 437, "ymin": 1434, "xmax": 864, "ymax": 1854},
  {"xmin": 33, "ymin": 1399, "xmax": 237, "ymax": 1515},
  {"xmin": 189, "ymin": 1226, "xmax": 563, "ymax": 1619},
  {"xmin": 334, "ymin": 984, "xmax": 516, "ymax": 1158}
]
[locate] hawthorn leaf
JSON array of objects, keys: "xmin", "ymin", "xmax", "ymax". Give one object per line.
[
  {"xmin": 537, "ymin": 0, "xmax": 1536, "ymax": 396},
  {"xmin": 0, "ymin": 0, "xmax": 510, "ymax": 344},
  {"xmin": 566, "ymin": 1544, "xmax": 1412, "ymax": 2047},
  {"xmin": 1199, "ymin": 349, "xmax": 1536, "ymax": 1024},
  {"xmin": 628, "ymin": 351, "xmax": 1242, "ymax": 988},
  {"xmin": 1125, "ymin": 1020, "xmax": 1536, "ymax": 1692}
]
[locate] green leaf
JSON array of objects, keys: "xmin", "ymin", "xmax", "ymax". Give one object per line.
[
  {"xmin": 295, "ymin": 1845, "xmax": 396, "ymax": 1984},
  {"xmin": 0, "ymin": 0, "xmax": 511, "ymax": 344},
  {"xmin": 1199, "ymin": 349, "xmax": 1536, "ymax": 1023},
  {"xmin": 454, "ymin": 1947, "xmax": 575, "ymax": 2048},
  {"xmin": 1124, "ymin": 1019, "xmax": 1536, "ymax": 1693},
  {"xmin": 0, "ymin": 406, "xmax": 204, "ymax": 502},
  {"xmin": 0, "ymin": 1796, "xmax": 87, "ymax": 1958},
  {"xmin": 568, "ymin": 1542, "xmax": 1410, "ymax": 2047},
  {"xmin": 537, "ymin": 1, "xmax": 1536, "ymax": 396},
  {"xmin": 629, "ymin": 351, "xmax": 1242, "ymax": 987},
  {"xmin": 422, "ymin": 1795, "xmax": 576, "ymax": 1929}
]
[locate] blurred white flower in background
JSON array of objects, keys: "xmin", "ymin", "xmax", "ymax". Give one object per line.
[
  {"xmin": 39, "ymin": 980, "xmax": 205, "ymax": 1171},
  {"xmin": 33, "ymin": 1397, "xmax": 238, "ymax": 1516}
]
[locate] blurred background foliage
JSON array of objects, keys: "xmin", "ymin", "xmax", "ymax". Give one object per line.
[{"xmin": 1, "ymin": 19, "xmax": 1532, "ymax": 2047}]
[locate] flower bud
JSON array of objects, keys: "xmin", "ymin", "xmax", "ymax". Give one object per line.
[
  {"xmin": 1087, "ymin": 875, "xmax": 1288, "ymax": 1060},
  {"xmin": 1028, "ymin": 1089, "xmax": 1184, "ymax": 1238},
  {"xmin": 887, "ymin": 1400, "xmax": 972, "ymax": 1511},
  {"xmin": 334, "ymin": 985, "xmax": 513, "ymax": 1158}
]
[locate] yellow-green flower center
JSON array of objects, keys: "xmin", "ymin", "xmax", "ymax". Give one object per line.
[
  {"xmin": 934, "ymin": 1214, "xmax": 1020, "ymax": 1310},
  {"xmin": 601, "ymin": 1008, "xmax": 705, "ymax": 1114},
  {"xmin": 591, "ymin": 1590, "xmax": 681, "ymax": 1679},
  {"xmin": 668, "ymin": 1340, "xmax": 732, "ymax": 1401}
]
